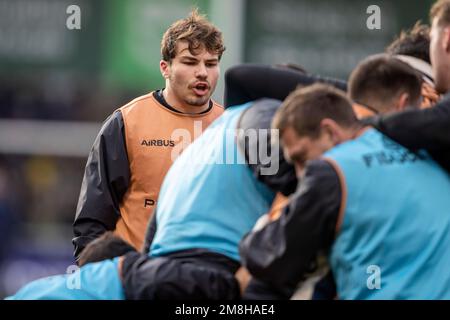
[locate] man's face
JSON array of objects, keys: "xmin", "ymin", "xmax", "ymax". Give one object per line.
[
  {"xmin": 161, "ymin": 41, "xmax": 220, "ymax": 109},
  {"xmin": 430, "ymin": 18, "xmax": 450, "ymax": 93},
  {"xmin": 281, "ymin": 126, "xmax": 335, "ymax": 177}
]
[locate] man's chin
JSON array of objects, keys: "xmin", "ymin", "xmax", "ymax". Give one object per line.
[
  {"xmin": 186, "ymin": 96, "xmax": 211, "ymax": 107},
  {"xmin": 434, "ymin": 70, "xmax": 450, "ymax": 94},
  {"xmin": 435, "ymin": 81, "xmax": 450, "ymax": 95}
]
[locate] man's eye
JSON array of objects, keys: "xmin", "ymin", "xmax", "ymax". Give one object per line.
[
  {"xmin": 183, "ymin": 61, "xmax": 196, "ymax": 65},
  {"xmin": 206, "ymin": 63, "xmax": 218, "ymax": 67}
]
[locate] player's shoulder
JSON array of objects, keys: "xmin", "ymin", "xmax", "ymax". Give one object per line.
[
  {"xmin": 119, "ymin": 92, "xmax": 156, "ymax": 112},
  {"xmin": 212, "ymin": 100, "xmax": 224, "ymax": 110}
]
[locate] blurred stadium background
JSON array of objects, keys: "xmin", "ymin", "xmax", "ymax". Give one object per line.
[{"xmin": 0, "ymin": 0, "xmax": 434, "ymax": 298}]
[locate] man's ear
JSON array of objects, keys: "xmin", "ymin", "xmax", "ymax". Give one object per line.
[
  {"xmin": 160, "ymin": 60, "xmax": 170, "ymax": 79},
  {"xmin": 320, "ymin": 118, "xmax": 341, "ymax": 145},
  {"xmin": 443, "ymin": 26, "xmax": 450, "ymax": 53},
  {"xmin": 395, "ymin": 92, "xmax": 410, "ymax": 111}
]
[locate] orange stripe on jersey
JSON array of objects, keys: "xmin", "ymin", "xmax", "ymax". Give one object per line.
[
  {"xmin": 268, "ymin": 193, "xmax": 290, "ymax": 221},
  {"xmin": 352, "ymin": 103, "xmax": 376, "ymax": 119},
  {"xmin": 322, "ymin": 158, "xmax": 347, "ymax": 235}
]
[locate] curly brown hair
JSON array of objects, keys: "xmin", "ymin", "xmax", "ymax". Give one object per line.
[
  {"xmin": 161, "ymin": 9, "xmax": 225, "ymax": 62},
  {"xmin": 386, "ymin": 21, "xmax": 431, "ymax": 64}
]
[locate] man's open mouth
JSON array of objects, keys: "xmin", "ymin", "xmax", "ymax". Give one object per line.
[{"xmin": 192, "ymin": 83, "xmax": 209, "ymax": 96}]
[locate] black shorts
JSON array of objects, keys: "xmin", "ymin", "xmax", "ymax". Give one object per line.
[{"xmin": 121, "ymin": 250, "xmax": 240, "ymax": 300}]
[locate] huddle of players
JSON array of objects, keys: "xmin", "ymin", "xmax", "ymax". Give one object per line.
[{"xmin": 8, "ymin": 0, "xmax": 450, "ymax": 300}]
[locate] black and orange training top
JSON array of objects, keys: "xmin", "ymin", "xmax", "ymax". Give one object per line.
[{"xmin": 73, "ymin": 90, "xmax": 223, "ymax": 259}]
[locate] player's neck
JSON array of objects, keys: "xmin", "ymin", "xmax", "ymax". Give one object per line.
[{"xmin": 162, "ymin": 89, "xmax": 210, "ymax": 114}]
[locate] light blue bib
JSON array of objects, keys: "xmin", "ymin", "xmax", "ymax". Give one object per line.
[
  {"xmin": 6, "ymin": 258, "xmax": 124, "ymax": 300},
  {"xmin": 151, "ymin": 103, "xmax": 275, "ymax": 261},
  {"xmin": 325, "ymin": 128, "xmax": 450, "ymax": 299}
]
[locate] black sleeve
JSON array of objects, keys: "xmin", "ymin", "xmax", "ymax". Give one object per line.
[
  {"xmin": 72, "ymin": 111, "xmax": 130, "ymax": 261},
  {"xmin": 142, "ymin": 210, "xmax": 158, "ymax": 254},
  {"xmin": 224, "ymin": 64, "xmax": 347, "ymax": 108},
  {"xmin": 239, "ymin": 159, "xmax": 341, "ymax": 298},
  {"xmin": 367, "ymin": 94, "xmax": 450, "ymax": 172}
]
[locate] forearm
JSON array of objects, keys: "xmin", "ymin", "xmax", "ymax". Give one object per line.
[
  {"xmin": 224, "ymin": 64, "xmax": 347, "ymax": 108},
  {"xmin": 372, "ymin": 94, "xmax": 450, "ymax": 150},
  {"xmin": 369, "ymin": 95, "xmax": 450, "ymax": 173}
]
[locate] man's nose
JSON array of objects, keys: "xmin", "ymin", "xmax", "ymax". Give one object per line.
[{"xmin": 195, "ymin": 63, "xmax": 208, "ymax": 78}]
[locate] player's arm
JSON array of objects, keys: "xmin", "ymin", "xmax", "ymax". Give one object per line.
[
  {"xmin": 369, "ymin": 93, "xmax": 450, "ymax": 172},
  {"xmin": 224, "ymin": 64, "xmax": 347, "ymax": 108},
  {"xmin": 73, "ymin": 111, "xmax": 130, "ymax": 261},
  {"xmin": 239, "ymin": 159, "xmax": 341, "ymax": 298}
]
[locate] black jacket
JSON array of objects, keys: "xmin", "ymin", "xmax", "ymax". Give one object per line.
[
  {"xmin": 73, "ymin": 111, "xmax": 130, "ymax": 260},
  {"xmin": 73, "ymin": 90, "xmax": 212, "ymax": 260},
  {"xmin": 367, "ymin": 93, "xmax": 450, "ymax": 172}
]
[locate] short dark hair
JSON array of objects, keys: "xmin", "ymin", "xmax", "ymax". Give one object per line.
[
  {"xmin": 272, "ymin": 83, "xmax": 357, "ymax": 138},
  {"xmin": 78, "ymin": 232, "xmax": 136, "ymax": 267},
  {"xmin": 161, "ymin": 8, "xmax": 225, "ymax": 62},
  {"xmin": 386, "ymin": 21, "xmax": 431, "ymax": 64},
  {"xmin": 430, "ymin": 0, "xmax": 450, "ymax": 28},
  {"xmin": 348, "ymin": 54, "xmax": 422, "ymax": 113}
]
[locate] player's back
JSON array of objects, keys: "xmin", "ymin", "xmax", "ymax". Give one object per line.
[{"xmin": 150, "ymin": 103, "xmax": 275, "ymax": 262}]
